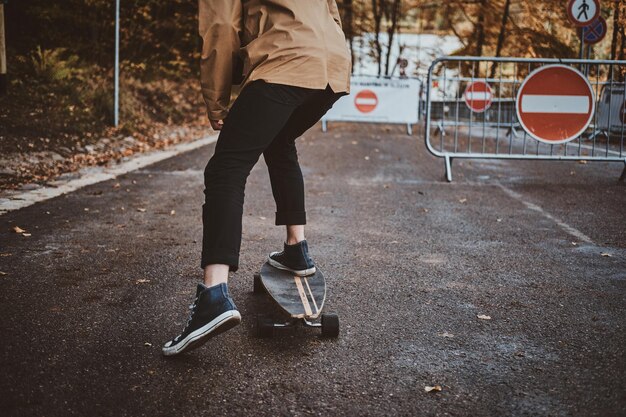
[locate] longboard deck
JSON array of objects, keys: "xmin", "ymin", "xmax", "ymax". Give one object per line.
[{"xmin": 259, "ymin": 262, "xmax": 326, "ymax": 319}]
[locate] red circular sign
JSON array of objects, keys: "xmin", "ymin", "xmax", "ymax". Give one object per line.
[
  {"xmin": 354, "ymin": 90, "xmax": 378, "ymax": 113},
  {"xmin": 577, "ymin": 16, "xmax": 607, "ymax": 45},
  {"xmin": 516, "ymin": 65, "xmax": 595, "ymax": 144},
  {"xmin": 464, "ymin": 81, "xmax": 493, "ymax": 113},
  {"xmin": 567, "ymin": 0, "xmax": 600, "ymax": 27}
]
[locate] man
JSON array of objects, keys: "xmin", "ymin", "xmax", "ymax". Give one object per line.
[{"xmin": 163, "ymin": 0, "xmax": 351, "ymax": 356}]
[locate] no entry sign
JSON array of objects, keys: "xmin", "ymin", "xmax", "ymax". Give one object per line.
[
  {"xmin": 516, "ymin": 65, "xmax": 595, "ymax": 144},
  {"xmin": 567, "ymin": 0, "xmax": 600, "ymax": 27},
  {"xmin": 578, "ymin": 16, "xmax": 607, "ymax": 45},
  {"xmin": 464, "ymin": 81, "xmax": 493, "ymax": 113},
  {"xmin": 354, "ymin": 90, "xmax": 378, "ymax": 113},
  {"xmin": 323, "ymin": 76, "xmax": 420, "ymax": 125}
]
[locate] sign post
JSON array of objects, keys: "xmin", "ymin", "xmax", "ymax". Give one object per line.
[
  {"xmin": 114, "ymin": 0, "xmax": 120, "ymax": 127},
  {"xmin": 0, "ymin": 1, "xmax": 7, "ymax": 96},
  {"xmin": 463, "ymin": 81, "xmax": 493, "ymax": 113},
  {"xmin": 516, "ymin": 65, "xmax": 595, "ymax": 144}
]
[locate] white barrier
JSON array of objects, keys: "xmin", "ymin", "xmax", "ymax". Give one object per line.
[
  {"xmin": 595, "ymin": 83, "xmax": 626, "ymax": 135},
  {"xmin": 322, "ymin": 76, "xmax": 421, "ymax": 135}
]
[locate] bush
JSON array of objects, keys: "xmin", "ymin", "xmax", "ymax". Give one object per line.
[{"xmin": 30, "ymin": 47, "xmax": 79, "ymax": 83}]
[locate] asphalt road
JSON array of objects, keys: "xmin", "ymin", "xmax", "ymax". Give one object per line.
[{"xmin": 1, "ymin": 123, "xmax": 625, "ymax": 416}]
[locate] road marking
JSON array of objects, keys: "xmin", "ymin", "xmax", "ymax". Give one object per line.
[
  {"xmin": 521, "ymin": 95, "xmax": 590, "ymax": 114},
  {"xmin": 497, "ymin": 183, "xmax": 594, "ymax": 244},
  {"xmin": 0, "ymin": 134, "xmax": 219, "ymax": 215}
]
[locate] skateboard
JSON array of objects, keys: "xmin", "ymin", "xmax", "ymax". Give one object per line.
[{"xmin": 253, "ymin": 262, "xmax": 339, "ymax": 338}]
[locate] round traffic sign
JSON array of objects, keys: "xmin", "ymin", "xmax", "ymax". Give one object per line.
[
  {"xmin": 567, "ymin": 0, "xmax": 600, "ymax": 27},
  {"xmin": 464, "ymin": 81, "xmax": 493, "ymax": 113},
  {"xmin": 516, "ymin": 65, "xmax": 595, "ymax": 144},
  {"xmin": 578, "ymin": 16, "xmax": 607, "ymax": 45},
  {"xmin": 354, "ymin": 90, "xmax": 378, "ymax": 113}
]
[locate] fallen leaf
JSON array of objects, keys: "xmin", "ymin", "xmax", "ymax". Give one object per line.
[
  {"xmin": 259, "ymin": 216, "xmax": 266, "ymax": 220},
  {"xmin": 12, "ymin": 226, "xmax": 26, "ymax": 234},
  {"xmin": 0, "ymin": 271, "xmax": 7, "ymax": 276},
  {"xmin": 600, "ymin": 253, "xmax": 612, "ymax": 257},
  {"xmin": 425, "ymin": 385, "xmax": 442, "ymax": 393},
  {"xmin": 477, "ymin": 314, "xmax": 492, "ymax": 320},
  {"xmin": 438, "ymin": 332, "xmax": 454, "ymax": 338},
  {"xmin": 136, "ymin": 279, "xmax": 150, "ymax": 284},
  {"xmin": 84, "ymin": 208, "xmax": 89, "ymax": 212},
  {"xmin": 459, "ymin": 198, "xmax": 467, "ymax": 203},
  {"xmin": 578, "ymin": 160, "xmax": 588, "ymax": 165},
  {"xmin": 113, "ymin": 182, "xmax": 121, "ymax": 188},
  {"xmin": 364, "ymin": 156, "xmax": 370, "ymax": 160},
  {"xmin": 22, "ymin": 233, "xmax": 32, "ymax": 237},
  {"xmin": 170, "ymin": 210, "xmax": 176, "ymax": 216},
  {"xmin": 496, "ymin": 218, "xmax": 502, "ymax": 222},
  {"xmin": 144, "ymin": 342, "xmax": 152, "ymax": 347},
  {"xmin": 137, "ymin": 208, "xmax": 146, "ymax": 212},
  {"xmin": 571, "ymin": 242, "xmax": 578, "ymax": 246}
]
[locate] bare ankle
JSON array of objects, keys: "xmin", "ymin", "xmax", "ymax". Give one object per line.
[{"xmin": 203, "ymin": 264, "xmax": 229, "ymax": 287}]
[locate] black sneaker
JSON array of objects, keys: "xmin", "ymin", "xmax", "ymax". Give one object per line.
[
  {"xmin": 162, "ymin": 283, "xmax": 241, "ymax": 356},
  {"xmin": 268, "ymin": 240, "xmax": 316, "ymax": 276}
]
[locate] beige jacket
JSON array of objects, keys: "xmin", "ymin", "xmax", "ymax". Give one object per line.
[{"xmin": 198, "ymin": 0, "xmax": 352, "ymax": 120}]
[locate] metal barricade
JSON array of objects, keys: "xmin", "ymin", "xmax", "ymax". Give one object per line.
[{"xmin": 424, "ymin": 57, "xmax": 626, "ymax": 182}]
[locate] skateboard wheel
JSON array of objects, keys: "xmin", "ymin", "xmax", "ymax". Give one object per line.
[
  {"xmin": 321, "ymin": 313, "xmax": 339, "ymax": 338},
  {"xmin": 257, "ymin": 316, "xmax": 274, "ymax": 338},
  {"xmin": 253, "ymin": 274, "xmax": 264, "ymax": 294}
]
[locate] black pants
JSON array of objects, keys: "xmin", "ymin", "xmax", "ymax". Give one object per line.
[{"xmin": 201, "ymin": 80, "xmax": 345, "ymax": 271}]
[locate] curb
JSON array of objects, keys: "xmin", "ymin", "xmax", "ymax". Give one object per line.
[{"xmin": 0, "ymin": 134, "xmax": 219, "ymax": 215}]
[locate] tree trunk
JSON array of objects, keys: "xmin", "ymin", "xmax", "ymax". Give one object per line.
[
  {"xmin": 384, "ymin": 0, "xmax": 401, "ymax": 76},
  {"xmin": 371, "ymin": 0, "xmax": 384, "ymax": 76},
  {"xmin": 490, "ymin": 0, "xmax": 511, "ymax": 78},
  {"xmin": 610, "ymin": 0, "xmax": 619, "ymax": 61},
  {"xmin": 343, "ymin": 0, "xmax": 355, "ymax": 73},
  {"xmin": 475, "ymin": 0, "xmax": 488, "ymax": 57}
]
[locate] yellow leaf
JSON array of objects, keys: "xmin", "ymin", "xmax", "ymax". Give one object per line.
[
  {"xmin": 425, "ymin": 385, "xmax": 442, "ymax": 393},
  {"xmin": 12, "ymin": 226, "xmax": 26, "ymax": 234}
]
